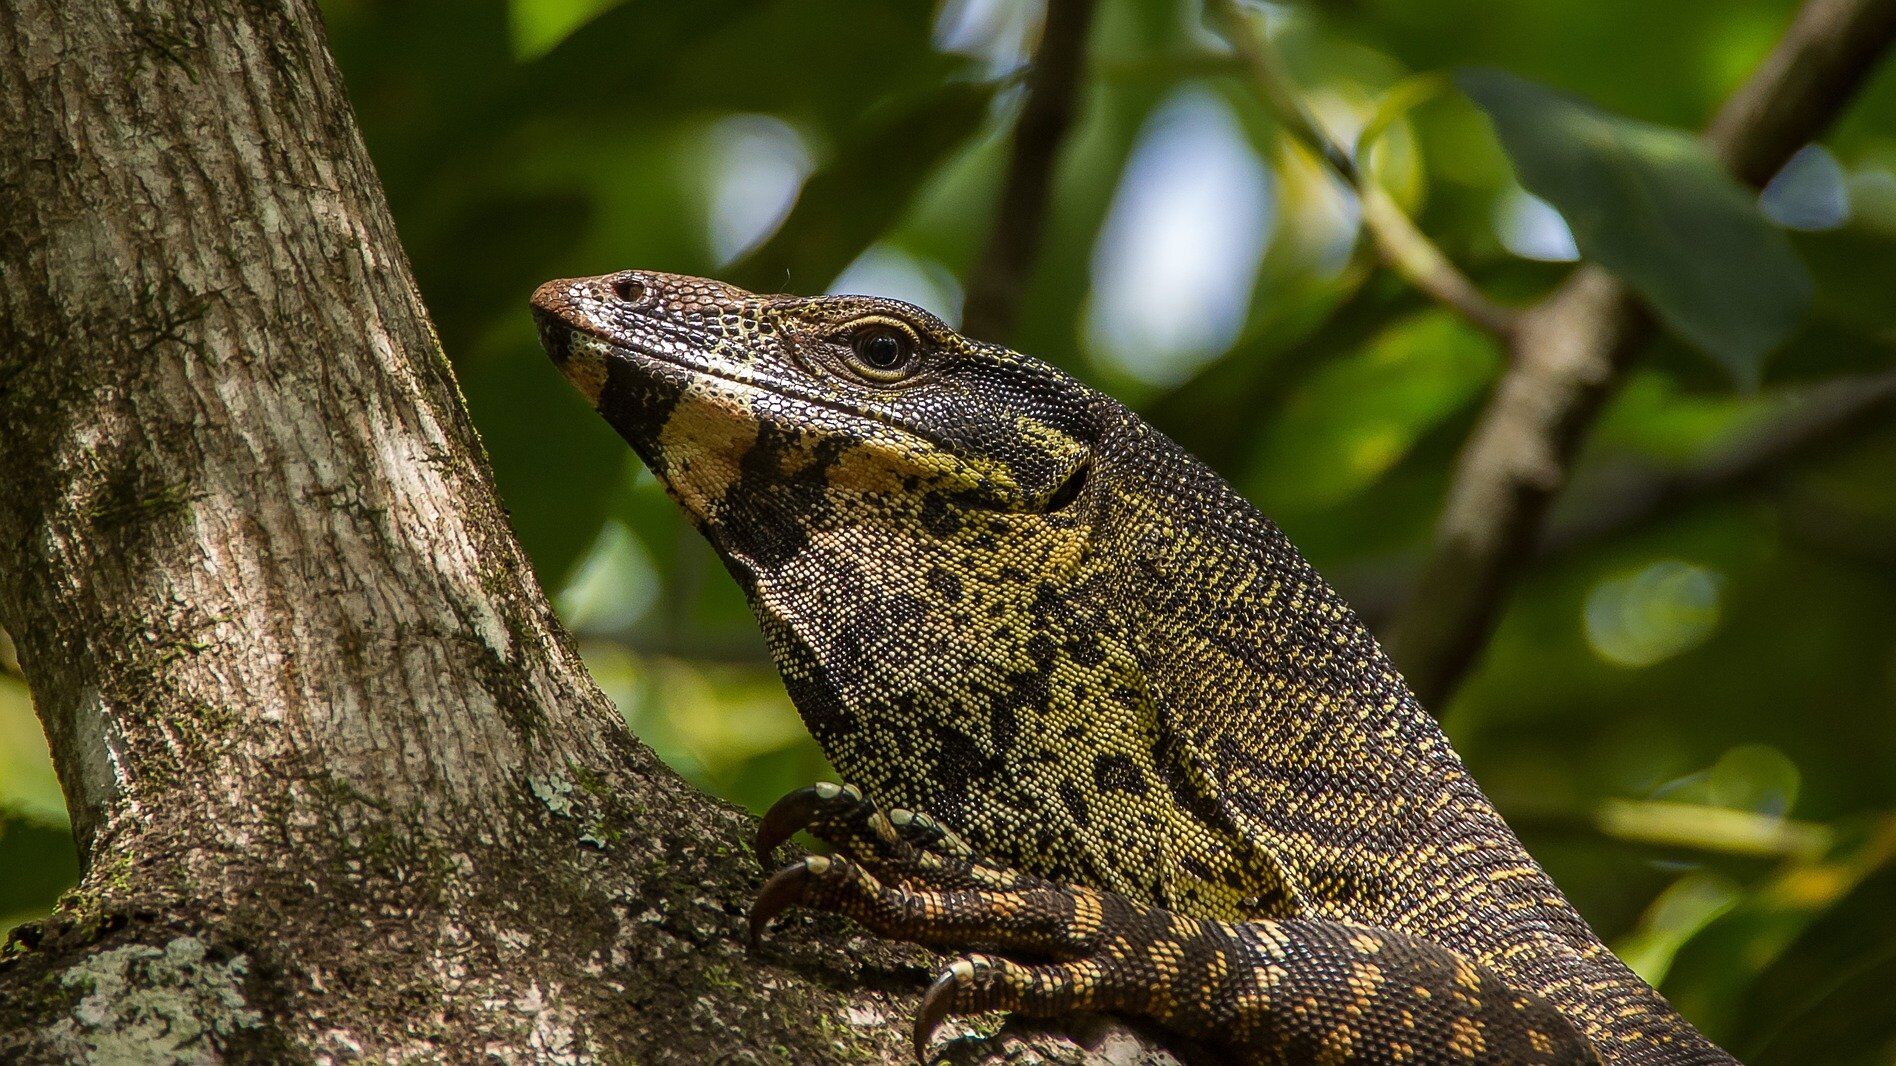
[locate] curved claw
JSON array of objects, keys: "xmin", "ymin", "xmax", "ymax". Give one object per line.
[
  {"xmin": 755, "ymin": 782, "xmax": 851, "ymax": 862},
  {"xmin": 913, "ymin": 959, "xmax": 975, "ymax": 1062},
  {"xmin": 748, "ymin": 856, "xmax": 825, "ymax": 947},
  {"xmin": 755, "ymin": 785, "xmax": 824, "ymax": 862}
]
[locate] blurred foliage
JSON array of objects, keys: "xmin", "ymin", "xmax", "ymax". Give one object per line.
[
  {"xmin": 4, "ymin": 0, "xmax": 1895, "ymax": 1058},
  {"xmin": 1460, "ymin": 67, "xmax": 1813, "ymax": 381},
  {"xmin": 0, "ymin": 670, "xmax": 75, "ymax": 934}
]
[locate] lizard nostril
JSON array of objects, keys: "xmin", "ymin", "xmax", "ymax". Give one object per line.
[{"xmin": 611, "ymin": 276, "xmax": 646, "ymax": 305}]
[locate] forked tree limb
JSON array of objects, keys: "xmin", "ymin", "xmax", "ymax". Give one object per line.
[{"xmin": 1387, "ymin": 0, "xmax": 1896, "ymax": 710}]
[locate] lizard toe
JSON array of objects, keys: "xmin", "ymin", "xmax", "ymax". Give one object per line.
[
  {"xmin": 756, "ymin": 781, "xmax": 868, "ymax": 861},
  {"xmin": 749, "ymin": 855, "xmax": 827, "ymax": 947}
]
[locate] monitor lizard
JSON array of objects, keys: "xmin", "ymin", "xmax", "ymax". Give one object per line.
[{"xmin": 531, "ymin": 270, "xmax": 1735, "ymax": 1065}]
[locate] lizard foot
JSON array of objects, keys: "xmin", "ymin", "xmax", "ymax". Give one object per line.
[
  {"xmin": 749, "ymin": 786, "xmax": 1599, "ymax": 1065},
  {"xmin": 757, "ymin": 781, "xmax": 973, "ymax": 860},
  {"xmin": 755, "ymin": 781, "xmax": 1029, "ymax": 894}
]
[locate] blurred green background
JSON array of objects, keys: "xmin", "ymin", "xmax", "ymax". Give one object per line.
[{"xmin": 6, "ymin": 0, "xmax": 1896, "ymax": 1059}]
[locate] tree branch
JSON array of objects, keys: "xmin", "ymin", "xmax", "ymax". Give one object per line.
[
  {"xmin": 1540, "ymin": 367, "xmax": 1896, "ymax": 560},
  {"xmin": 1386, "ymin": 0, "xmax": 1896, "ymax": 711},
  {"xmin": 1340, "ymin": 366, "xmax": 1896, "ymax": 631},
  {"xmin": 1206, "ymin": 0, "xmax": 1519, "ymax": 339},
  {"xmin": 1706, "ymin": 0, "xmax": 1896, "ymax": 184},
  {"xmin": 961, "ymin": 0, "xmax": 1098, "ymax": 344}
]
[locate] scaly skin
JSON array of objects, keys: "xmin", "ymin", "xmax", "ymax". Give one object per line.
[{"xmin": 530, "ymin": 270, "xmax": 1734, "ymax": 1065}]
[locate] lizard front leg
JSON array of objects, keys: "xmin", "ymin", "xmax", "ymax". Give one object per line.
[{"xmin": 751, "ymin": 783, "xmax": 1600, "ymax": 1066}]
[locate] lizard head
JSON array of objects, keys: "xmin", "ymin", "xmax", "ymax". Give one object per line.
[
  {"xmin": 533, "ymin": 270, "xmax": 1528, "ymax": 929},
  {"xmin": 531, "ymin": 270, "xmax": 1097, "ymax": 561}
]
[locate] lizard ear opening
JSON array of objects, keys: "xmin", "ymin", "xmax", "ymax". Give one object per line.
[{"xmin": 1038, "ymin": 460, "xmax": 1090, "ymax": 513}]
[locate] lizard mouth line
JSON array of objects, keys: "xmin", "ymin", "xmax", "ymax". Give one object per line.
[
  {"xmin": 566, "ymin": 325, "xmax": 958, "ymax": 457},
  {"xmin": 553, "ymin": 318, "xmax": 1090, "ymax": 514}
]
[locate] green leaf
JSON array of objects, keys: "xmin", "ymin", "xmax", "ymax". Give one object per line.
[
  {"xmin": 1457, "ymin": 68, "xmax": 1812, "ymax": 386},
  {"xmin": 0, "ymin": 677, "xmax": 66, "ymax": 825},
  {"xmin": 508, "ymin": 0, "xmax": 625, "ymax": 61},
  {"xmin": 0, "ymin": 811, "xmax": 79, "ymax": 935},
  {"xmin": 1661, "ymin": 821, "xmax": 1896, "ymax": 1061},
  {"xmin": 1735, "ymin": 854, "xmax": 1896, "ymax": 1065}
]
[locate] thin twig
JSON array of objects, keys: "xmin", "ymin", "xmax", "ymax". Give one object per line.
[
  {"xmin": 1346, "ymin": 365, "xmax": 1896, "ymax": 629},
  {"xmin": 1206, "ymin": 0, "xmax": 1518, "ymax": 338},
  {"xmin": 961, "ymin": 0, "xmax": 1098, "ymax": 344}
]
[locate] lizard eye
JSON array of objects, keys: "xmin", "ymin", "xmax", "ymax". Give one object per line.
[
  {"xmin": 856, "ymin": 330, "xmax": 906, "ymax": 369},
  {"xmin": 610, "ymin": 275, "xmax": 646, "ymax": 304},
  {"xmin": 839, "ymin": 320, "xmax": 920, "ymax": 382}
]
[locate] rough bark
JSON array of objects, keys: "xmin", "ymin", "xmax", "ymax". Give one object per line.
[
  {"xmin": 1386, "ymin": 0, "xmax": 1896, "ymax": 709},
  {"xmin": 0, "ymin": 2, "xmax": 1181, "ymax": 1062},
  {"xmin": 1389, "ymin": 267, "xmax": 1653, "ymax": 708}
]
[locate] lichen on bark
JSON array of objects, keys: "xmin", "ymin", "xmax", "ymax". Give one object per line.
[{"xmin": 39, "ymin": 937, "xmax": 266, "ymax": 1064}]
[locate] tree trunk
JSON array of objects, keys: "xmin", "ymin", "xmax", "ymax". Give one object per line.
[{"xmin": 0, "ymin": 3, "xmax": 1176, "ymax": 1061}]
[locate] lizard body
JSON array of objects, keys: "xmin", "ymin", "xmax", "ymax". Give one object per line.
[{"xmin": 531, "ymin": 271, "xmax": 1734, "ymax": 1065}]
